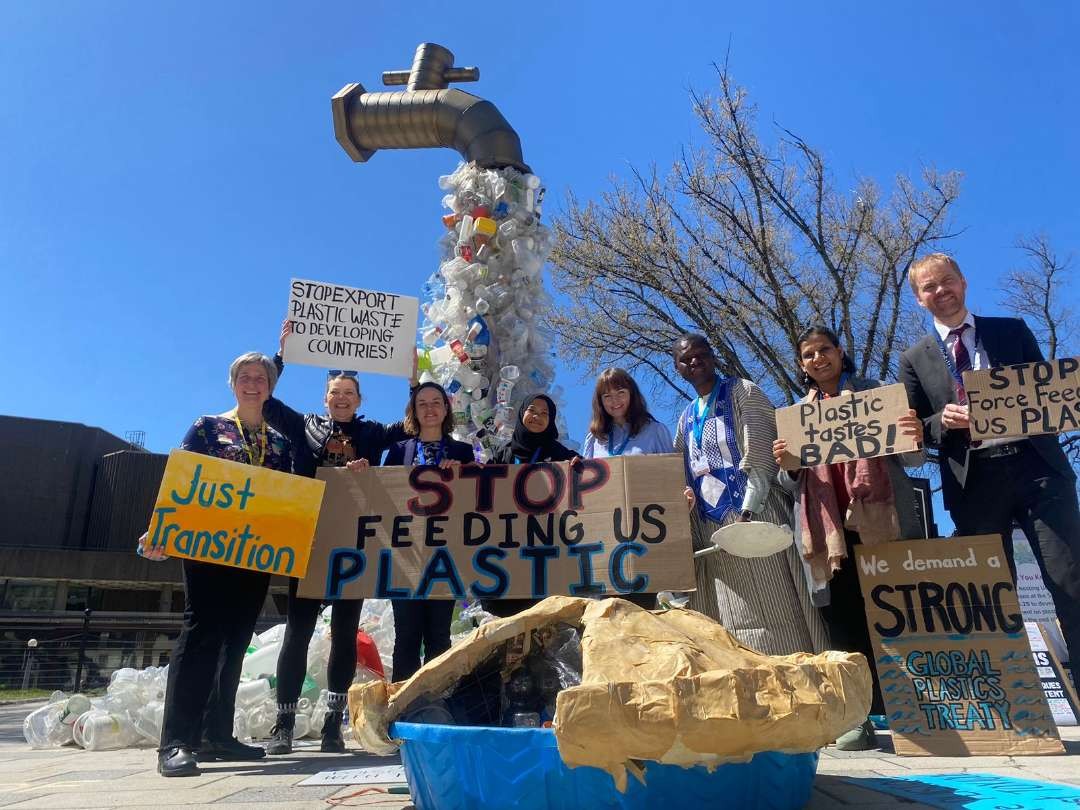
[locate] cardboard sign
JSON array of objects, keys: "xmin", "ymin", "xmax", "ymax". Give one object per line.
[
  {"xmin": 855, "ymin": 536, "xmax": 1063, "ymax": 756},
  {"xmin": 296, "ymin": 454, "xmax": 696, "ymax": 600},
  {"xmin": 775, "ymin": 383, "xmax": 918, "ymax": 470},
  {"xmin": 1025, "ymin": 622, "xmax": 1079, "ymax": 727},
  {"xmin": 964, "ymin": 357, "xmax": 1080, "ymax": 441},
  {"xmin": 147, "ymin": 449, "xmax": 325, "ymax": 577},
  {"xmin": 284, "ymin": 278, "xmax": 419, "ymax": 378}
]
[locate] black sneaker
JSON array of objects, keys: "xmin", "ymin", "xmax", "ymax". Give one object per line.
[
  {"xmin": 199, "ymin": 737, "xmax": 266, "ymax": 761},
  {"xmin": 320, "ymin": 710, "xmax": 346, "ymax": 754},
  {"xmin": 265, "ymin": 717, "xmax": 294, "ymax": 756},
  {"xmin": 158, "ymin": 746, "xmax": 200, "ymax": 777}
]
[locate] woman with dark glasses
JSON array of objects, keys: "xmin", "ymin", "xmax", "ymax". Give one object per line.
[{"xmin": 261, "ymin": 319, "xmax": 417, "ymax": 755}]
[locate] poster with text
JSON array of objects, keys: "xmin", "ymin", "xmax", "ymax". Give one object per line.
[
  {"xmin": 964, "ymin": 357, "xmax": 1080, "ymax": 441},
  {"xmin": 775, "ymin": 383, "xmax": 919, "ymax": 470},
  {"xmin": 855, "ymin": 536, "xmax": 1062, "ymax": 756},
  {"xmin": 284, "ymin": 278, "xmax": 419, "ymax": 378},
  {"xmin": 147, "ymin": 449, "xmax": 325, "ymax": 577},
  {"xmin": 296, "ymin": 454, "xmax": 696, "ymax": 601}
]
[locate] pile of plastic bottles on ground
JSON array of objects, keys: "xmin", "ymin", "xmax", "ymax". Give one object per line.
[
  {"xmin": 418, "ymin": 162, "xmax": 574, "ymax": 458},
  {"xmin": 23, "ymin": 599, "xmax": 409, "ymax": 751}
]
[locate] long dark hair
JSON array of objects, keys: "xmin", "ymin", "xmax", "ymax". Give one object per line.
[
  {"xmin": 403, "ymin": 382, "xmax": 455, "ymax": 437},
  {"xmin": 795, "ymin": 325, "xmax": 856, "ymax": 392},
  {"xmin": 588, "ymin": 368, "xmax": 653, "ymax": 440}
]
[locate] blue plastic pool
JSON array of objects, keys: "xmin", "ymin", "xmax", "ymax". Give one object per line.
[{"xmin": 392, "ymin": 721, "xmax": 819, "ymax": 810}]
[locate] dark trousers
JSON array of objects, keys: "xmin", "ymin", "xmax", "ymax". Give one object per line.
[
  {"xmin": 275, "ymin": 577, "xmax": 363, "ymax": 704},
  {"xmin": 391, "ymin": 599, "xmax": 455, "ymax": 682},
  {"xmin": 949, "ymin": 442, "xmax": 1080, "ymax": 668},
  {"xmin": 160, "ymin": 560, "xmax": 269, "ymax": 750},
  {"xmin": 820, "ymin": 531, "xmax": 883, "ymax": 716}
]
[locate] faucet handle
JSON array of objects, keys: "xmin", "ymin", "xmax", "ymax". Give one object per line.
[{"xmin": 380, "ymin": 43, "xmax": 480, "ymax": 91}]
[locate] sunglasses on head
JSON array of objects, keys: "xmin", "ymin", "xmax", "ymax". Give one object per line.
[{"xmin": 327, "ymin": 370, "xmax": 359, "ymax": 379}]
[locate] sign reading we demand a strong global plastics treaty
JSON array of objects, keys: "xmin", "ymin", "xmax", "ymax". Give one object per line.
[
  {"xmin": 964, "ymin": 357, "xmax": 1080, "ymax": 441},
  {"xmin": 147, "ymin": 450, "xmax": 325, "ymax": 577},
  {"xmin": 855, "ymin": 536, "xmax": 1062, "ymax": 757},
  {"xmin": 283, "ymin": 278, "xmax": 419, "ymax": 378},
  {"xmin": 297, "ymin": 454, "xmax": 696, "ymax": 601}
]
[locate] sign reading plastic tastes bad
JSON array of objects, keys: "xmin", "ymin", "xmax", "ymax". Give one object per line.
[
  {"xmin": 964, "ymin": 357, "xmax": 1080, "ymax": 441},
  {"xmin": 284, "ymin": 278, "xmax": 419, "ymax": 378},
  {"xmin": 297, "ymin": 454, "xmax": 696, "ymax": 601},
  {"xmin": 774, "ymin": 383, "xmax": 918, "ymax": 470},
  {"xmin": 855, "ymin": 536, "xmax": 1062, "ymax": 756},
  {"xmin": 147, "ymin": 450, "xmax": 325, "ymax": 577}
]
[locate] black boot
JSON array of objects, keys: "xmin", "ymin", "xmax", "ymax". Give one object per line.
[
  {"xmin": 320, "ymin": 710, "xmax": 346, "ymax": 753},
  {"xmin": 158, "ymin": 746, "xmax": 199, "ymax": 777},
  {"xmin": 265, "ymin": 711, "xmax": 295, "ymax": 756}
]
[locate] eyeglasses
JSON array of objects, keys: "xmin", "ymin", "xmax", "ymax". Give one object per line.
[{"xmin": 328, "ymin": 370, "xmax": 359, "ymax": 379}]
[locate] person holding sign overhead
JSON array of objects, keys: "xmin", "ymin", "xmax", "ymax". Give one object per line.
[
  {"xmin": 138, "ymin": 352, "xmax": 290, "ymax": 777},
  {"xmin": 900, "ymin": 252, "xmax": 1080, "ymax": 669},
  {"xmin": 672, "ymin": 333, "xmax": 828, "ymax": 656},
  {"xmin": 581, "ymin": 368, "xmax": 674, "ymax": 458},
  {"xmin": 486, "ymin": 394, "xmax": 581, "ymax": 617},
  {"xmin": 263, "ymin": 320, "xmax": 415, "ymax": 756},
  {"xmin": 773, "ymin": 325, "xmax": 925, "ymax": 750},
  {"xmin": 382, "ymin": 382, "xmax": 476, "ymax": 681}
]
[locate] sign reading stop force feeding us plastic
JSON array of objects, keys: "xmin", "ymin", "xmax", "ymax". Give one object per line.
[
  {"xmin": 284, "ymin": 278, "xmax": 419, "ymax": 378},
  {"xmin": 964, "ymin": 357, "xmax": 1080, "ymax": 441},
  {"xmin": 146, "ymin": 450, "xmax": 325, "ymax": 577}
]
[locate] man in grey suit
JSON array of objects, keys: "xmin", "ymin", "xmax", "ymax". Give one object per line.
[{"xmin": 899, "ymin": 252, "xmax": 1080, "ymax": 670}]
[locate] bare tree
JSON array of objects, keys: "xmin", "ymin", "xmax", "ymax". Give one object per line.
[
  {"xmin": 999, "ymin": 233, "xmax": 1079, "ymax": 469},
  {"xmin": 548, "ymin": 60, "xmax": 961, "ymax": 407}
]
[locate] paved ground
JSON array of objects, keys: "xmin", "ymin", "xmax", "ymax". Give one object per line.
[{"xmin": 2, "ymin": 701, "xmax": 1079, "ymax": 808}]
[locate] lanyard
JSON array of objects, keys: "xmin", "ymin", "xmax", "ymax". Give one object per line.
[
  {"xmin": 230, "ymin": 411, "xmax": 267, "ymax": 467},
  {"xmin": 514, "ymin": 447, "xmax": 543, "ymax": 465},
  {"xmin": 416, "ymin": 439, "xmax": 445, "ymax": 466},
  {"xmin": 691, "ymin": 379, "xmax": 721, "ymax": 448},
  {"xmin": 607, "ymin": 425, "xmax": 632, "ymax": 456},
  {"xmin": 933, "ymin": 327, "xmax": 975, "ymax": 389}
]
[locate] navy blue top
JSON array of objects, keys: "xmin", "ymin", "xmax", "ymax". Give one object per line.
[{"xmin": 383, "ymin": 436, "xmax": 475, "ymax": 467}]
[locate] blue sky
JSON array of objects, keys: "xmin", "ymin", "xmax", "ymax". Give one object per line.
[{"xmin": 2, "ymin": 1, "xmax": 1077, "ymax": 529}]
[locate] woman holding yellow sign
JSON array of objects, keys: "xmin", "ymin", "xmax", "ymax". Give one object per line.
[
  {"xmin": 772, "ymin": 325, "xmax": 925, "ymax": 751},
  {"xmin": 263, "ymin": 319, "xmax": 415, "ymax": 756},
  {"xmin": 139, "ymin": 351, "xmax": 291, "ymax": 777}
]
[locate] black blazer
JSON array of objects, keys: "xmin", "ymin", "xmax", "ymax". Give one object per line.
[
  {"xmin": 899, "ymin": 315, "xmax": 1073, "ymax": 508},
  {"xmin": 490, "ymin": 440, "xmax": 580, "ymax": 464},
  {"xmin": 383, "ymin": 437, "xmax": 475, "ymax": 467}
]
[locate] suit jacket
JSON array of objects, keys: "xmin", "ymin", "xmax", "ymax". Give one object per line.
[
  {"xmin": 383, "ymin": 436, "xmax": 475, "ymax": 467},
  {"xmin": 899, "ymin": 315, "xmax": 1073, "ymax": 509}
]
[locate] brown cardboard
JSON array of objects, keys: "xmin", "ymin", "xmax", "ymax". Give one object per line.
[
  {"xmin": 297, "ymin": 454, "xmax": 696, "ymax": 600},
  {"xmin": 775, "ymin": 383, "xmax": 918, "ymax": 470},
  {"xmin": 855, "ymin": 536, "xmax": 1063, "ymax": 756},
  {"xmin": 349, "ymin": 596, "xmax": 872, "ymax": 791},
  {"xmin": 964, "ymin": 358, "xmax": 1080, "ymax": 441}
]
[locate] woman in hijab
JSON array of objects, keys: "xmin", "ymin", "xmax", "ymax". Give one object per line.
[
  {"xmin": 486, "ymin": 395, "xmax": 579, "ymax": 616},
  {"xmin": 491, "ymin": 395, "xmax": 578, "ymax": 464}
]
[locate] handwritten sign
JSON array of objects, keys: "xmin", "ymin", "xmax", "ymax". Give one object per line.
[
  {"xmin": 775, "ymin": 383, "xmax": 918, "ymax": 470},
  {"xmin": 296, "ymin": 454, "xmax": 695, "ymax": 601},
  {"xmin": 147, "ymin": 450, "xmax": 325, "ymax": 577},
  {"xmin": 964, "ymin": 357, "xmax": 1080, "ymax": 441},
  {"xmin": 855, "ymin": 536, "xmax": 1062, "ymax": 756},
  {"xmin": 284, "ymin": 278, "xmax": 419, "ymax": 378}
]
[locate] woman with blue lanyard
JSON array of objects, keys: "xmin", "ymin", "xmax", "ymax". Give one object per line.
[
  {"xmin": 383, "ymin": 382, "xmax": 475, "ymax": 681},
  {"xmin": 581, "ymin": 368, "xmax": 673, "ymax": 458},
  {"xmin": 672, "ymin": 333, "xmax": 828, "ymax": 657},
  {"xmin": 773, "ymin": 325, "xmax": 925, "ymax": 750}
]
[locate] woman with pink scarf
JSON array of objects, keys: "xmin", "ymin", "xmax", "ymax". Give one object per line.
[{"xmin": 773, "ymin": 325, "xmax": 925, "ymax": 752}]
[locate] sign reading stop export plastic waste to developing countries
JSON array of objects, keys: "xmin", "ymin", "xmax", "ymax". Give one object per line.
[
  {"xmin": 296, "ymin": 454, "xmax": 696, "ymax": 601},
  {"xmin": 146, "ymin": 449, "xmax": 325, "ymax": 577},
  {"xmin": 283, "ymin": 278, "xmax": 419, "ymax": 378}
]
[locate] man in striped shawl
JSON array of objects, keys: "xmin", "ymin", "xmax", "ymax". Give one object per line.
[{"xmin": 673, "ymin": 334, "xmax": 827, "ymax": 656}]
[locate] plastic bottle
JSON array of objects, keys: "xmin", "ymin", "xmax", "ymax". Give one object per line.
[
  {"xmin": 235, "ymin": 677, "xmax": 271, "ymax": 708},
  {"xmin": 81, "ymin": 710, "xmax": 138, "ymax": 751}
]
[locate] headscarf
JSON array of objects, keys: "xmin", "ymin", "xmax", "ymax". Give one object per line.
[{"xmin": 509, "ymin": 395, "xmax": 561, "ymax": 462}]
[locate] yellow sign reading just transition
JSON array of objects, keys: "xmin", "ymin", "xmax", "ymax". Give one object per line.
[{"xmin": 146, "ymin": 449, "xmax": 325, "ymax": 577}]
